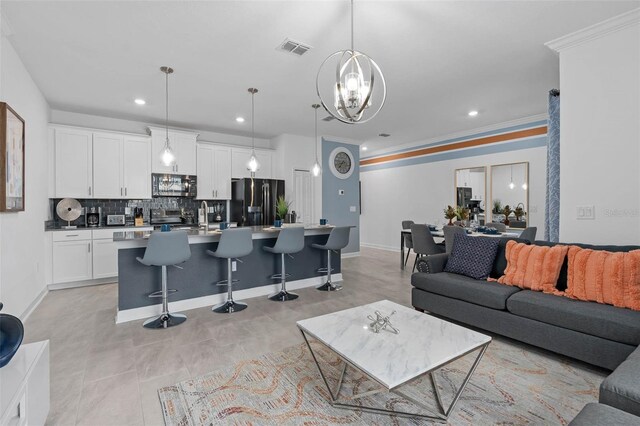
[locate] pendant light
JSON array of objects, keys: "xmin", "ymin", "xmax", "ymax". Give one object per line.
[
  {"xmin": 246, "ymin": 88, "xmax": 260, "ymax": 173},
  {"xmin": 316, "ymin": 0, "xmax": 386, "ymax": 124},
  {"xmin": 311, "ymin": 104, "xmax": 322, "ymax": 177},
  {"xmin": 160, "ymin": 66, "xmax": 176, "ymax": 167},
  {"xmin": 508, "ymin": 165, "xmax": 515, "ymax": 190}
]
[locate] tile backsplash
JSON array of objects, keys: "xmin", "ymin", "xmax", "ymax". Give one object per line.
[{"xmin": 49, "ymin": 198, "xmax": 226, "ymax": 227}]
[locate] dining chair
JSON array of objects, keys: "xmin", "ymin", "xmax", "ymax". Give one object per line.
[
  {"xmin": 443, "ymin": 225, "xmax": 466, "ymax": 253},
  {"xmin": 410, "ymin": 224, "xmax": 446, "ymax": 272},
  {"xmin": 491, "ymin": 222, "xmax": 507, "ymax": 232},
  {"xmin": 519, "ymin": 226, "xmax": 537, "ymax": 242},
  {"xmin": 402, "ymin": 220, "xmax": 414, "ymax": 267}
]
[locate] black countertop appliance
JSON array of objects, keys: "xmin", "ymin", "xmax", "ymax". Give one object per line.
[{"xmin": 231, "ymin": 178, "xmax": 284, "ymax": 227}]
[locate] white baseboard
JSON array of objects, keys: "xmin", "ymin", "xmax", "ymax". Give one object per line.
[
  {"xmin": 115, "ymin": 273, "xmax": 343, "ymax": 324},
  {"xmin": 341, "ymin": 251, "xmax": 360, "ymax": 258},
  {"xmin": 48, "ymin": 277, "xmax": 117, "ymax": 290},
  {"xmin": 360, "ymin": 242, "xmax": 400, "ymax": 253},
  {"xmin": 20, "ymin": 287, "xmax": 49, "ymax": 322}
]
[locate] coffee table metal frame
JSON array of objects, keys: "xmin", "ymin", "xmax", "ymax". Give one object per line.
[{"xmin": 299, "ymin": 328, "xmax": 490, "ymax": 422}]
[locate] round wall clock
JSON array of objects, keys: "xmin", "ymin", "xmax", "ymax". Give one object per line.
[{"xmin": 328, "ymin": 147, "xmax": 355, "ymax": 179}]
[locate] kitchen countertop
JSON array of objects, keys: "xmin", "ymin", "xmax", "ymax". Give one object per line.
[{"xmin": 45, "ymin": 223, "xmax": 153, "ymax": 232}]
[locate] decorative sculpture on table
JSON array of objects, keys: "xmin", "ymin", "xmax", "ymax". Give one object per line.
[
  {"xmin": 367, "ymin": 310, "xmax": 399, "ymax": 334},
  {"xmin": 0, "ymin": 302, "xmax": 24, "ymax": 368}
]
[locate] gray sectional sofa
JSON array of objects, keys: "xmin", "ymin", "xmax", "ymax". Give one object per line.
[{"xmin": 411, "ymin": 238, "xmax": 640, "ymax": 424}]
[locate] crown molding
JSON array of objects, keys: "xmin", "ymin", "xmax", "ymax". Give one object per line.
[{"xmin": 545, "ymin": 8, "xmax": 640, "ymax": 53}]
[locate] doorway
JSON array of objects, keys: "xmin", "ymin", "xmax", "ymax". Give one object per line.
[{"xmin": 292, "ymin": 169, "xmax": 313, "ymax": 224}]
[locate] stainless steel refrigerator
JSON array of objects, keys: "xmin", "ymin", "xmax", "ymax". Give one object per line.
[{"xmin": 231, "ymin": 178, "xmax": 285, "ymax": 227}]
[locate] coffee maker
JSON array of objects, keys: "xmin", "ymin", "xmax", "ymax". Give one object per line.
[{"xmin": 85, "ymin": 206, "xmax": 102, "ymax": 227}]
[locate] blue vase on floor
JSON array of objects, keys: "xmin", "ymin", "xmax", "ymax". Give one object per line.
[{"xmin": 0, "ymin": 302, "xmax": 24, "ymax": 368}]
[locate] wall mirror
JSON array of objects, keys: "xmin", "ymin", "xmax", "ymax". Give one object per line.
[
  {"xmin": 490, "ymin": 162, "xmax": 529, "ymax": 228},
  {"xmin": 455, "ymin": 167, "xmax": 487, "ymax": 225}
]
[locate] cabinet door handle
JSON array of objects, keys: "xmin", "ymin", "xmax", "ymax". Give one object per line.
[
  {"xmin": 88, "ymin": 243, "xmax": 91, "ymax": 253},
  {"xmin": 120, "ymin": 187, "xmax": 123, "ymax": 196},
  {"xmin": 125, "ymin": 187, "xmax": 128, "ymax": 196},
  {"xmin": 88, "ymin": 186, "xmax": 92, "ymax": 196},
  {"xmin": 66, "ymin": 234, "xmax": 79, "ymax": 237},
  {"xmin": 212, "ymin": 189, "xmax": 214, "ymax": 198}
]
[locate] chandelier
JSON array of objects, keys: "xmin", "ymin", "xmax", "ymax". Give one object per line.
[{"xmin": 316, "ymin": 0, "xmax": 386, "ymax": 124}]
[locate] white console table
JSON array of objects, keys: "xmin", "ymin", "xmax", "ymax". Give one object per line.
[{"xmin": 0, "ymin": 341, "xmax": 50, "ymax": 426}]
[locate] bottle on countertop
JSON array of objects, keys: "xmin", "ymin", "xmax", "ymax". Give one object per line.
[{"xmin": 134, "ymin": 208, "xmax": 144, "ymax": 227}]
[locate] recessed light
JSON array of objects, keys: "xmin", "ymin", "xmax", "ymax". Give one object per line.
[
  {"xmin": 468, "ymin": 110, "xmax": 478, "ymax": 117},
  {"xmin": 361, "ymin": 146, "xmax": 368, "ymax": 151},
  {"xmin": 235, "ymin": 117, "xmax": 245, "ymax": 123},
  {"xmin": 134, "ymin": 98, "xmax": 146, "ymax": 105}
]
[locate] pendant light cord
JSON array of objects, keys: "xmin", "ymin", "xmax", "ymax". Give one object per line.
[
  {"xmin": 315, "ymin": 106, "xmax": 319, "ymax": 162},
  {"xmin": 251, "ymin": 91, "xmax": 255, "ymax": 154},
  {"xmin": 165, "ymin": 70, "xmax": 169, "ymax": 144},
  {"xmin": 350, "ymin": 0, "xmax": 354, "ymax": 53}
]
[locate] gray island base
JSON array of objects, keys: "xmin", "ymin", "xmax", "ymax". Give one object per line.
[{"xmin": 114, "ymin": 226, "xmax": 341, "ymax": 323}]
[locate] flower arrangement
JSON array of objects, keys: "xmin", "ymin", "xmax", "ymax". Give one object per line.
[
  {"xmin": 455, "ymin": 206, "xmax": 470, "ymax": 221},
  {"xmin": 514, "ymin": 205, "xmax": 525, "ymax": 221},
  {"xmin": 444, "ymin": 205, "xmax": 457, "ymax": 225},
  {"xmin": 502, "ymin": 205, "xmax": 513, "ymax": 226}
]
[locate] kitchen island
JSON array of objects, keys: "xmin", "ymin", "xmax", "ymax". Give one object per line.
[{"xmin": 113, "ymin": 225, "xmax": 340, "ymax": 323}]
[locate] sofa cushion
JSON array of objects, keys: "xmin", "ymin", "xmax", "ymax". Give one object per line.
[
  {"xmin": 412, "ymin": 272, "xmax": 521, "ymax": 310},
  {"xmin": 497, "ymin": 240, "xmax": 569, "ymax": 293},
  {"xmin": 506, "ymin": 290, "xmax": 640, "ymax": 346},
  {"xmin": 569, "ymin": 403, "xmax": 640, "ymax": 426},
  {"xmin": 444, "ymin": 234, "xmax": 499, "ymax": 280},
  {"xmin": 490, "ymin": 237, "xmax": 531, "ymax": 279},
  {"xmin": 565, "ymin": 246, "xmax": 640, "ymax": 311},
  {"xmin": 600, "ymin": 354, "xmax": 640, "ymax": 417},
  {"xmin": 534, "ymin": 241, "xmax": 640, "ymax": 291}
]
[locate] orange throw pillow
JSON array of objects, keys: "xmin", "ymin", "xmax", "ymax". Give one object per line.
[
  {"xmin": 497, "ymin": 240, "xmax": 569, "ymax": 293},
  {"xmin": 565, "ymin": 246, "xmax": 640, "ymax": 310}
]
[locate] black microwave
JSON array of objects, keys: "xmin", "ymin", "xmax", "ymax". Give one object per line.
[{"xmin": 151, "ymin": 174, "xmax": 197, "ymax": 197}]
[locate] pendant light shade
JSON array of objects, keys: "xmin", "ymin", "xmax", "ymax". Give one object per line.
[
  {"xmin": 246, "ymin": 88, "xmax": 261, "ymax": 173},
  {"xmin": 316, "ymin": 0, "xmax": 386, "ymax": 124},
  {"xmin": 311, "ymin": 104, "xmax": 322, "ymax": 177},
  {"xmin": 160, "ymin": 66, "xmax": 176, "ymax": 167}
]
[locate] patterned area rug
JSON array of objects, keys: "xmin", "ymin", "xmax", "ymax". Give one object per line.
[{"xmin": 158, "ymin": 337, "xmax": 605, "ymax": 425}]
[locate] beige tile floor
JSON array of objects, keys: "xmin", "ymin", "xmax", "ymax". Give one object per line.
[{"xmin": 24, "ymin": 247, "xmax": 413, "ymax": 426}]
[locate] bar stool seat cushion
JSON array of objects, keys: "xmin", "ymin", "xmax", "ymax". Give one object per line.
[
  {"xmin": 263, "ymin": 227, "xmax": 305, "ymax": 254},
  {"xmin": 137, "ymin": 231, "xmax": 191, "ymax": 266},
  {"xmin": 209, "ymin": 228, "xmax": 253, "ymax": 259},
  {"xmin": 311, "ymin": 226, "xmax": 351, "ymax": 251}
]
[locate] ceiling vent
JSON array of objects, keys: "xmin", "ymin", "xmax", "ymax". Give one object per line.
[
  {"xmin": 278, "ymin": 38, "xmax": 312, "ymax": 56},
  {"xmin": 379, "ymin": 133, "xmax": 391, "ymax": 137},
  {"xmin": 322, "ymin": 116, "xmax": 335, "ymax": 122}
]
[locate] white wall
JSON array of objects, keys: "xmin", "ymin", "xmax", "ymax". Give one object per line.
[
  {"xmin": 554, "ymin": 13, "xmax": 640, "ymax": 244},
  {"xmin": 360, "ymin": 145, "xmax": 546, "ymax": 251},
  {"xmin": 50, "ymin": 109, "xmax": 271, "ymax": 149},
  {"xmin": 271, "ymin": 133, "xmax": 322, "ymax": 224},
  {"xmin": 0, "ymin": 36, "xmax": 51, "ymax": 317}
]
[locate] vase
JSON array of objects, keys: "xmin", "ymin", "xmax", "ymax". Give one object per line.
[
  {"xmin": 448, "ymin": 218, "xmax": 453, "ymax": 225},
  {"xmin": 504, "ymin": 218, "xmax": 510, "ymax": 227}
]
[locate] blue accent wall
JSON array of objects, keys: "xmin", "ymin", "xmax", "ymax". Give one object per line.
[{"xmin": 322, "ymin": 139, "xmax": 360, "ymax": 253}]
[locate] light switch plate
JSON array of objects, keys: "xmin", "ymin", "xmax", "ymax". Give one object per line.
[
  {"xmin": 576, "ymin": 205, "xmax": 596, "ymax": 220},
  {"xmin": 350, "ymin": 206, "xmax": 356, "ymax": 212}
]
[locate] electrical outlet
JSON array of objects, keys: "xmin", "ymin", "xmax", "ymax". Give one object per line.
[
  {"xmin": 576, "ymin": 205, "xmax": 596, "ymax": 220},
  {"xmin": 350, "ymin": 206, "xmax": 356, "ymax": 212},
  {"xmin": 232, "ymin": 261, "xmax": 237, "ymax": 272}
]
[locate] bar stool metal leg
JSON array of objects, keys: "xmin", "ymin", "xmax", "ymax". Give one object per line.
[
  {"xmin": 269, "ymin": 253, "xmax": 299, "ymax": 301},
  {"xmin": 143, "ymin": 265, "xmax": 187, "ymax": 329},
  {"xmin": 317, "ymin": 250, "xmax": 342, "ymax": 291},
  {"xmin": 213, "ymin": 258, "xmax": 248, "ymax": 313}
]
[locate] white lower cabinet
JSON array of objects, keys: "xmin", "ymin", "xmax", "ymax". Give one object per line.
[
  {"xmin": 52, "ymin": 239, "xmax": 93, "ymax": 284},
  {"xmin": 51, "ymin": 227, "xmax": 152, "ymax": 285}
]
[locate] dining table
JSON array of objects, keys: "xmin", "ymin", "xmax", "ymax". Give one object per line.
[{"xmin": 400, "ymin": 228, "xmax": 521, "ymax": 270}]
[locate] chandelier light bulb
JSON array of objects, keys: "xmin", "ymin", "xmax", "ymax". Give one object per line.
[
  {"xmin": 161, "ymin": 144, "xmax": 175, "ymax": 167},
  {"xmin": 247, "ymin": 153, "xmax": 260, "ymax": 173},
  {"xmin": 312, "ymin": 161, "xmax": 322, "ymax": 177},
  {"xmin": 509, "ymin": 181, "xmax": 515, "ymax": 190}
]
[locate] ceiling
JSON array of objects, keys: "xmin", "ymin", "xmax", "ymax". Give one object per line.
[{"xmin": 3, "ymin": 1, "xmax": 638, "ymax": 152}]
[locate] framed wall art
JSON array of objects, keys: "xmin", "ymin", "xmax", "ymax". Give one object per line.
[{"xmin": 0, "ymin": 102, "xmax": 25, "ymax": 212}]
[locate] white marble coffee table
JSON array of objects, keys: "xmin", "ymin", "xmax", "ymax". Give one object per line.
[{"xmin": 297, "ymin": 300, "xmax": 491, "ymax": 422}]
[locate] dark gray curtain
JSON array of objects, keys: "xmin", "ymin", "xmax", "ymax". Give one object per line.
[{"xmin": 545, "ymin": 89, "xmax": 560, "ymax": 242}]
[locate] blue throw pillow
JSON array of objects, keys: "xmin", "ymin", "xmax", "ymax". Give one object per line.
[{"xmin": 444, "ymin": 234, "xmax": 500, "ymax": 280}]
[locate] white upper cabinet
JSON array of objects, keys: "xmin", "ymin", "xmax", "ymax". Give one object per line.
[
  {"xmin": 92, "ymin": 132, "xmax": 123, "ymax": 199},
  {"xmin": 196, "ymin": 143, "xmax": 232, "ymax": 200},
  {"xmin": 123, "ymin": 135, "xmax": 152, "ymax": 199},
  {"xmin": 231, "ymin": 147, "xmax": 273, "ymax": 179},
  {"xmin": 54, "ymin": 128, "xmax": 93, "ymax": 198},
  {"xmin": 149, "ymin": 127, "xmax": 198, "ymax": 175}
]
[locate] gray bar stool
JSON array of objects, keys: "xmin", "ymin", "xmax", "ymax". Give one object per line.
[
  {"xmin": 137, "ymin": 230, "xmax": 191, "ymax": 329},
  {"xmin": 206, "ymin": 228, "xmax": 254, "ymax": 313},
  {"xmin": 313, "ymin": 226, "xmax": 350, "ymax": 291},
  {"xmin": 263, "ymin": 227, "xmax": 305, "ymax": 301}
]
